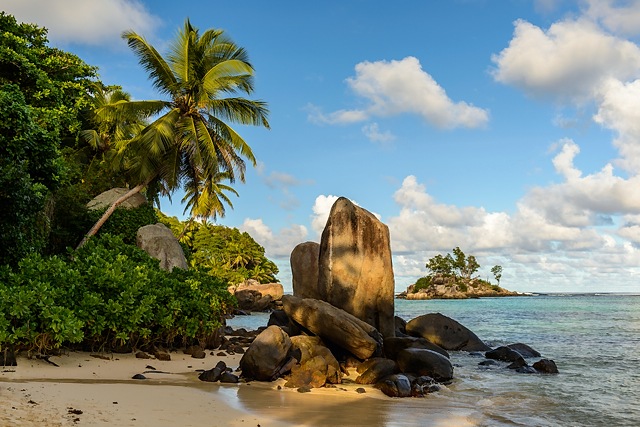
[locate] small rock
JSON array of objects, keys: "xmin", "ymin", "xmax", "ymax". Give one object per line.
[
  {"xmin": 355, "ymin": 387, "xmax": 366, "ymax": 394},
  {"xmin": 220, "ymin": 372, "xmax": 240, "ymax": 383},
  {"xmin": 533, "ymin": 359, "xmax": 559, "ymax": 374},
  {"xmin": 135, "ymin": 351, "xmax": 151, "ymax": 359},
  {"xmin": 154, "ymin": 351, "xmax": 171, "ymax": 361},
  {"xmin": 132, "ymin": 374, "xmax": 146, "ymax": 380},
  {"xmin": 297, "ymin": 386, "xmax": 312, "ymax": 393}
]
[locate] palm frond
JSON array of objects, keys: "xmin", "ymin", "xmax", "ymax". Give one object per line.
[
  {"xmin": 207, "ymin": 98, "xmax": 270, "ymax": 128},
  {"xmin": 122, "ymin": 30, "xmax": 177, "ymax": 96}
]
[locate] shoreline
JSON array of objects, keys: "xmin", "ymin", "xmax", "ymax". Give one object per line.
[{"xmin": 1, "ymin": 350, "xmax": 478, "ymax": 426}]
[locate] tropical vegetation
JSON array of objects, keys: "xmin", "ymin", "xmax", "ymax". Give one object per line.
[{"xmin": 0, "ymin": 13, "xmax": 273, "ymax": 355}]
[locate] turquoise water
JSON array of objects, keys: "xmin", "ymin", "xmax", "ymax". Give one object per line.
[{"xmin": 228, "ymin": 294, "xmax": 640, "ymax": 426}]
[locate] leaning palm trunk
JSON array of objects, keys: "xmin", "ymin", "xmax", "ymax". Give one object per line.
[{"xmin": 76, "ymin": 182, "xmax": 148, "ymax": 249}]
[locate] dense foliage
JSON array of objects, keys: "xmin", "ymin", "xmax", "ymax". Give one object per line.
[
  {"xmin": 413, "ymin": 247, "xmax": 504, "ymax": 292},
  {"xmin": 0, "ymin": 14, "xmax": 267, "ymax": 356},
  {"xmin": 158, "ymin": 212, "xmax": 279, "ymax": 285},
  {"xmin": 0, "ymin": 13, "xmax": 95, "ymax": 266},
  {"xmin": 0, "ymin": 235, "xmax": 235, "ymax": 354}
]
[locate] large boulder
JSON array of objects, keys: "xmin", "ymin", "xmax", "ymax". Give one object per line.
[
  {"xmin": 281, "ymin": 295, "xmax": 382, "ymax": 360},
  {"xmin": 375, "ymin": 374, "xmax": 412, "ymax": 398},
  {"xmin": 87, "ymin": 187, "xmax": 147, "ymax": 211},
  {"xmin": 284, "ymin": 335, "xmax": 341, "ymax": 388},
  {"xmin": 234, "ymin": 289, "xmax": 273, "ymax": 312},
  {"xmin": 405, "ymin": 313, "xmax": 490, "ymax": 351},
  {"xmin": 383, "ymin": 336, "xmax": 449, "ymax": 360},
  {"xmin": 317, "ymin": 197, "xmax": 395, "ymax": 338},
  {"xmin": 355, "ymin": 357, "xmax": 398, "ymax": 385},
  {"xmin": 239, "ymin": 325, "xmax": 293, "ymax": 381},
  {"xmin": 229, "ymin": 279, "xmax": 284, "ymax": 301},
  {"xmin": 396, "ymin": 348, "xmax": 454, "ymax": 382},
  {"xmin": 290, "ymin": 241, "xmax": 321, "ymax": 299},
  {"xmin": 136, "ymin": 223, "xmax": 188, "ymax": 271}
]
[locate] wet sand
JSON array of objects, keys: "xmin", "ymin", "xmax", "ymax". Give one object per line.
[{"xmin": 0, "ymin": 351, "xmax": 479, "ymax": 426}]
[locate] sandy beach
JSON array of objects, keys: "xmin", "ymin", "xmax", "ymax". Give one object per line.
[{"xmin": 0, "ymin": 349, "xmax": 478, "ymax": 427}]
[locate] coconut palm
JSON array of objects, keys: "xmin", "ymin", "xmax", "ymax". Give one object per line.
[{"xmin": 77, "ymin": 19, "xmax": 269, "ymax": 248}]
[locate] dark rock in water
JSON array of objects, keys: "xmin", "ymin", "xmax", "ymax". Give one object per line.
[
  {"xmin": 220, "ymin": 372, "xmax": 240, "ymax": 383},
  {"xmin": 411, "ymin": 375, "xmax": 440, "ymax": 397},
  {"xmin": 384, "ymin": 336, "xmax": 449, "ymax": 360},
  {"xmin": 405, "ymin": 313, "xmax": 491, "ymax": 351},
  {"xmin": 486, "ymin": 346, "xmax": 524, "ymax": 362},
  {"xmin": 317, "ymin": 197, "xmax": 396, "ymax": 338},
  {"xmin": 478, "ymin": 359, "xmax": 500, "ymax": 367},
  {"xmin": 507, "ymin": 343, "xmax": 541, "ymax": 358},
  {"xmin": 506, "ymin": 357, "xmax": 528, "ymax": 370},
  {"xmin": 355, "ymin": 358, "xmax": 398, "ymax": 385},
  {"xmin": 396, "ymin": 348, "xmax": 454, "ymax": 382},
  {"xmin": 132, "ymin": 374, "xmax": 146, "ymax": 380},
  {"xmin": 282, "ymin": 295, "xmax": 383, "ymax": 360},
  {"xmin": 533, "ymin": 359, "xmax": 559, "ymax": 374},
  {"xmin": 516, "ymin": 366, "xmax": 538, "ymax": 374},
  {"xmin": 375, "ymin": 374, "xmax": 412, "ymax": 398},
  {"xmin": 239, "ymin": 325, "xmax": 293, "ymax": 381}
]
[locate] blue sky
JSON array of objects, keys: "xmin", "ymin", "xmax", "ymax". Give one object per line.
[{"xmin": 4, "ymin": 0, "xmax": 640, "ymax": 293}]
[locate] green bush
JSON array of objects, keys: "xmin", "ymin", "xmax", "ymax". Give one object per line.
[
  {"xmin": 413, "ymin": 276, "xmax": 432, "ymax": 292},
  {"xmin": 0, "ymin": 234, "xmax": 235, "ymax": 354},
  {"xmin": 87, "ymin": 203, "xmax": 158, "ymax": 244}
]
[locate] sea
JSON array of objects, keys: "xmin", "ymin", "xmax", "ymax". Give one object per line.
[{"xmin": 227, "ymin": 294, "xmax": 640, "ymax": 427}]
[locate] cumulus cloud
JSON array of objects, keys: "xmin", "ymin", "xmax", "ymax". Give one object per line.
[
  {"xmin": 311, "ymin": 195, "xmax": 340, "ymax": 236},
  {"xmin": 239, "ymin": 218, "xmax": 307, "ymax": 258},
  {"xmin": 361, "ymin": 122, "xmax": 396, "ymax": 144},
  {"xmin": 491, "ymin": 18, "xmax": 640, "ymax": 101},
  {"xmin": 309, "ymin": 57, "xmax": 489, "ymax": 129},
  {"xmin": 585, "ymin": 0, "xmax": 640, "ymax": 36},
  {"xmin": 4, "ymin": 0, "xmax": 161, "ymax": 46}
]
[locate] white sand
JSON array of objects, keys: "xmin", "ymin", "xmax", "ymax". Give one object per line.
[{"xmin": 0, "ymin": 351, "xmax": 479, "ymax": 426}]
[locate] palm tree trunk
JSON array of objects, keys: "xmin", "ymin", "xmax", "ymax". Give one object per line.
[
  {"xmin": 177, "ymin": 217, "xmax": 195, "ymax": 241},
  {"xmin": 76, "ymin": 183, "xmax": 147, "ymax": 249}
]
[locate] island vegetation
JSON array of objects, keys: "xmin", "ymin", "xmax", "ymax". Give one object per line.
[
  {"xmin": 0, "ymin": 13, "xmax": 274, "ymax": 356},
  {"xmin": 397, "ymin": 247, "xmax": 518, "ymax": 299}
]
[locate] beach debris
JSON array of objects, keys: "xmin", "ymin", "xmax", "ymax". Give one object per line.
[{"xmin": 406, "ymin": 313, "xmax": 492, "ymax": 352}]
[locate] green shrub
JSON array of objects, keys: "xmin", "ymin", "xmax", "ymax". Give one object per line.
[
  {"xmin": 0, "ymin": 234, "xmax": 235, "ymax": 354},
  {"xmin": 413, "ymin": 276, "xmax": 432, "ymax": 292},
  {"xmin": 87, "ymin": 203, "xmax": 158, "ymax": 244}
]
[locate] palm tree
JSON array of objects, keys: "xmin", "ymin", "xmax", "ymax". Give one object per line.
[
  {"xmin": 77, "ymin": 19, "xmax": 269, "ymax": 248},
  {"xmin": 176, "ymin": 170, "xmax": 238, "ymax": 240}
]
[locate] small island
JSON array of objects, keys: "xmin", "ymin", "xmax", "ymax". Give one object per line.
[{"xmin": 397, "ymin": 247, "xmax": 520, "ymax": 300}]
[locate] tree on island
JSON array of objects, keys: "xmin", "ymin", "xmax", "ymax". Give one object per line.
[{"xmin": 78, "ymin": 19, "xmax": 269, "ymax": 248}]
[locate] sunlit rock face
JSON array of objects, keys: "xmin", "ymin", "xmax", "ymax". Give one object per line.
[
  {"xmin": 290, "ymin": 241, "xmax": 321, "ymax": 300},
  {"xmin": 317, "ymin": 197, "xmax": 395, "ymax": 338}
]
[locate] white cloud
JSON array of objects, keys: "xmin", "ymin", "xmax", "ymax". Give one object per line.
[
  {"xmin": 309, "ymin": 57, "xmax": 489, "ymax": 129},
  {"xmin": 585, "ymin": 0, "xmax": 640, "ymax": 36},
  {"xmin": 3, "ymin": 0, "xmax": 161, "ymax": 46},
  {"xmin": 361, "ymin": 122, "xmax": 396, "ymax": 144},
  {"xmin": 491, "ymin": 18, "xmax": 640, "ymax": 101},
  {"xmin": 593, "ymin": 78, "xmax": 640, "ymax": 173},
  {"xmin": 239, "ymin": 218, "xmax": 307, "ymax": 259},
  {"xmin": 311, "ymin": 195, "xmax": 340, "ymax": 236}
]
